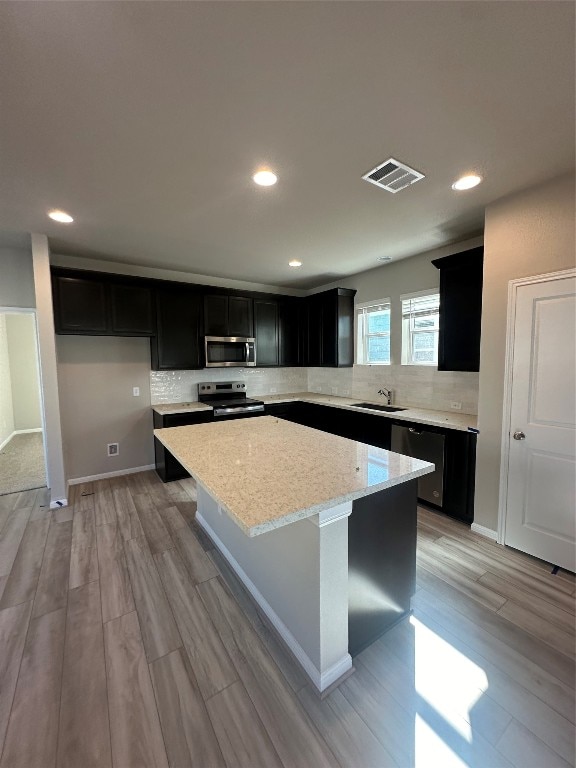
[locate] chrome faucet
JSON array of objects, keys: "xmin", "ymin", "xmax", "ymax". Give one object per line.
[{"xmin": 378, "ymin": 387, "xmax": 393, "ymax": 405}]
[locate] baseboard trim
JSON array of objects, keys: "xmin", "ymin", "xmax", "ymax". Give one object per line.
[
  {"xmin": 0, "ymin": 428, "xmax": 43, "ymax": 452},
  {"xmin": 50, "ymin": 498, "xmax": 68, "ymax": 510},
  {"xmin": 14, "ymin": 428, "xmax": 43, "ymax": 435},
  {"xmin": 68, "ymin": 464, "xmax": 156, "ymax": 486},
  {"xmin": 196, "ymin": 511, "xmax": 352, "ymax": 692},
  {"xmin": 0, "ymin": 431, "xmax": 16, "ymax": 452},
  {"xmin": 471, "ymin": 522, "xmax": 498, "ymax": 541}
]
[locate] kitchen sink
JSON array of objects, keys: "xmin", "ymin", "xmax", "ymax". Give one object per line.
[{"xmin": 351, "ymin": 402, "xmax": 407, "ymax": 413}]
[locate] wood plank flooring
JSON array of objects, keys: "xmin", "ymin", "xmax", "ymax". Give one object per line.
[{"xmin": 0, "ymin": 473, "xmax": 573, "ymax": 768}]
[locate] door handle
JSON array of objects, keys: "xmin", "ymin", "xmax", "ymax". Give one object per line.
[{"xmin": 513, "ymin": 431, "xmax": 526, "ymax": 440}]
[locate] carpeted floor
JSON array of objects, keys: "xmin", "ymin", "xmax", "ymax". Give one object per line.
[{"xmin": 0, "ymin": 432, "xmax": 47, "ymax": 496}]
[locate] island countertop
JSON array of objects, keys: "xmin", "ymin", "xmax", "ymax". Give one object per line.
[{"xmin": 154, "ymin": 415, "xmax": 433, "ymax": 536}]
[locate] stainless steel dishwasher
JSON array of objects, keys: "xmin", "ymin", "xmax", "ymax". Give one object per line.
[{"xmin": 391, "ymin": 424, "xmax": 445, "ymax": 507}]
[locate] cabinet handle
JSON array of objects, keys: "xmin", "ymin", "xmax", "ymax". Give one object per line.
[{"xmin": 408, "ymin": 428, "xmax": 422, "ymax": 435}]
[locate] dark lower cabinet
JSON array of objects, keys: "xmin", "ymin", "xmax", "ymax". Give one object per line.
[
  {"xmin": 254, "ymin": 300, "xmax": 278, "ymax": 366},
  {"xmin": 153, "ymin": 410, "xmax": 212, "ymax": 481},
  {"xmin": 265, "ymin": 401, "xmax": 476, "ymax": 522},
  {"xmin": 151, "ymin": 287, "xmax": 203, "ymax": 370}
]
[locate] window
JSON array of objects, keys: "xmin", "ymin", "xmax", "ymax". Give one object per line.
[
  {"xmin": 401, "ymin": 291, "xmax": 440, "ymax": 365},
  {"xmin": 356, "ymin": 300, "xmax": 391, "ymax": 365}
]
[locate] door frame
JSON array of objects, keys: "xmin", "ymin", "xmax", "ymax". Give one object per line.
[
  {"xmin": 497, "ymin": 267, "xmax": 576, "ymax": 545},
  {"xmin": 0, "ymin": 306, "xmax": 49, "ymax": 489}
]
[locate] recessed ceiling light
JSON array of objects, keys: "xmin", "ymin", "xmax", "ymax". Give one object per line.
[
  {"xmin": 253, "ymin": 170, "xmax": 277, "ymax": 187},
  {"xmin": 288, "ymin": 260, "xmax": 302, "ymax": 268},
  {"xmin": 451, "ymin": 174, "xmax": 482, "ymax": 191},
  {"xmin": 48, "ymin": 209, "xmax": 74, "ymax": 223}
]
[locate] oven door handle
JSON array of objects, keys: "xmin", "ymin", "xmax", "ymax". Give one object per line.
[{"xmin": 213, "ymin": 405, "xmax": 265, "ymax": 417}]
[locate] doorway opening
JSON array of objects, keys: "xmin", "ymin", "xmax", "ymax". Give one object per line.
[{"xmin": 0, "ymin": 308, "xmax": 47, "ymax": 495}]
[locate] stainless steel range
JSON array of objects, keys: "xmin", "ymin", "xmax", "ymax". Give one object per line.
[{"xmin": 197, "ymin": 381, "xmax": 265, "ymax": 418}]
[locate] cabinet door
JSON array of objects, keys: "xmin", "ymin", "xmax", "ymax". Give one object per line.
[
  {"xmin": 433, "ymin": 247, "xmax": 483, "ymax": 372},
  {"xmin": 152, "ymin": 288, "xmax": 203, "ymax": 370},
  {"xmin": 254, "ymin": 300, "xmax": 278, "ymax": 367},
  {"xmin": 228, "ymin": 296, "xmax": 253, "ymax": 337},
  {"xmin": 54, "ymin": 276, "xmax": 109, "ymax": 333},
  {"xmin": 278, "ymin": 301, "xmax": 301, "ymax": 366},
  {"xmin": 306, "ymin": 297, "xmax": 323, "ymax": 366},
  {"xmin": 110, "ymin": 284, "xmax": 154, "ymax": 335},
  {"xmin": 204, "ymin": 294, "xmax": 229, "ymax": 336},
  {"xmin": 321, "ymin": 293, "xmax": 338, "ymax": 366}
]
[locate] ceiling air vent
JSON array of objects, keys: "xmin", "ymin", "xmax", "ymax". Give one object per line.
[{"xmin": 362, "ymin": 157, "xmax": 425, "ymax": 194}]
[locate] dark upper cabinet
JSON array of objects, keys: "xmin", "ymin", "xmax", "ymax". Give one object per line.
[
  {"xmin": 306, "ymin": 296, "xmax": 323, "ymax": 366},
  {"xmin": 204, "ymin": 294, "xmax": 228, "ymax": 336},
  {"xmin": 53, "ymin": 272, "xmax": 153, "ymax": 337},
  {"xmin": 204, "ymin": 294, "xmax": 253, "ymax": 337},
  {"xmin": 110, "ymin": 284, "xmax": 154, "ymax": 335},
  {"xmin": 254, "ymin": 299, "xmax": 279, "ymax": 367},
  {"xmin": 305, "ymin": 288, "xmax": 356, "ymax": 367},
  {"xmin": 151, "ymin": 286, "xmax": 203, "ymax": 370},
  {"xmin": 53, "ymin": 275, "xmax": 109, "ymax": 333},
  {"xmin": 278, "ymin": 300, "xmax": 302, "ymax": 366},
  {"xmin": 432, "ymin": 247, "xmax": 484, "ymax": 372},
  {"xmin": 228, "ymin": 296, "xmax": 253, "ymax": 336}
]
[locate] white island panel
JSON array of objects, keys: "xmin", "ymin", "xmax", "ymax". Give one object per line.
[{"xmin": 197, "ymin": 487, "xmax": 352, "ymax": 691}]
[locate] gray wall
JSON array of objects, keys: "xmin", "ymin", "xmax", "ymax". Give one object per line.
[
  {"xmin": 0, "ymin": 247, "xmax": 36, "ymax": 308},
  {"xmin": 56, "ymin": 335, "xmax": 154, "ymax": 481},
  {"xmin": 311, "ymin": 236, "xmax": 483, "ymax": 413},
  {"xmin": 475, "ymin": 172, "xmax": 576, "ymax": 530},
  {"xmin": 6, "ymin": 313, "xmax": 42, "ymax": 431}
]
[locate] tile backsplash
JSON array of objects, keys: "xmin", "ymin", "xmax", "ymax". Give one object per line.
[
  {"xmin": 151, "ymin": 364, "xmax": 478, "ymax": 414},
  {"xmin": 308, "ymin": 365, "xmax": 479, "ymax": 415},
  {"xmin": 150, "ymin": 367, "xmax": 308, "ymax": 404}
]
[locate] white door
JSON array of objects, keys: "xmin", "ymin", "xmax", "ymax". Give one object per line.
[{"xmin": 504, "ymin": 272, "xmax": 576, "ymax": 572}]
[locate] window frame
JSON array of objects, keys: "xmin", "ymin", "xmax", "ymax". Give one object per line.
[
  {"xmin": 400, "ymin": 289, "xmax": 440, "ymax": 366},
  {"xmin": 356, "ymin": 298, "xmax": 391, "ymax": 366}
]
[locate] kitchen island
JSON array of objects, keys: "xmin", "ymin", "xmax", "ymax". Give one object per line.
[{"xmin": 154, "ymin": 416, "xmax": 433, "ymax": 692}]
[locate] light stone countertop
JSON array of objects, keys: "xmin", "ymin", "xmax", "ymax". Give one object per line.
[
  {"xmin": 153, "ymin": 392, "xmax": 477, "ymax": 432},
  {"xmin": 153, "ymin": 401, "xmax": 212, "ymax": 415},
  {"xmin": 154, "ymin": 416, "xmax": 434, "ymax": 537}
]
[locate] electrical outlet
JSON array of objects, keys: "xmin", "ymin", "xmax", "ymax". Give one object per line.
[
  {"xmin": 133, "ymin": 386, "xmax": 140, "ymax": 397},
  {"xmin": 107, "ymin": 443, "xmax": 119, "ymax": 457},
  {"xmin": 343, "ymin": 389, "xmax": 350, "ymax": 396},
  {"xmin": 331, "ymin": 387, "xmax": 338, "ymax": 395},
  {"xmin": 270, "ymin": 387, "xmax": 277, "ymax": 393},
  {"xmin": 450, "ymin": 401, "xmax": 462, "ymax": 410}
]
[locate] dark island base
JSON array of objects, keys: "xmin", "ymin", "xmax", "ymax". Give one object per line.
[{"xmin": 348, "ymin": 479, "xmax": 417, "ymax": 657}]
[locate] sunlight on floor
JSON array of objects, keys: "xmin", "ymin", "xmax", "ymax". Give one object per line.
[{"xmin": 412, "ymin": 615, "xmax": 489, "ymax": 762}]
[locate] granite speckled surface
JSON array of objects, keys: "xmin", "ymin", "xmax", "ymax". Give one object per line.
[
  {"xmin": 154, "ymin": 416, "xmax": 433, "ymax": 537},
  {"xmin": 153, "ymin": 401, "xmax": 212, "ymax": 415},
  {"xmin": 153, "ymin": 392, "xmax": 477, "ymax": 431}
]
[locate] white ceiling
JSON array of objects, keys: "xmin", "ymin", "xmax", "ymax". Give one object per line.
[{"xmin": 0, "ymin": 1, "xmax": 574, "ymax": 288}]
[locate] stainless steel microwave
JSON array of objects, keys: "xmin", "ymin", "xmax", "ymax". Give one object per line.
[{"xmin": 204, "ymin": 336, "xmax": 256, "ymax": 367}]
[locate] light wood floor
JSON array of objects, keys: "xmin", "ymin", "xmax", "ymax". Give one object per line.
[{"xmin": 0, "ymin": 471, "xmax": 574, "ymax": 768}]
